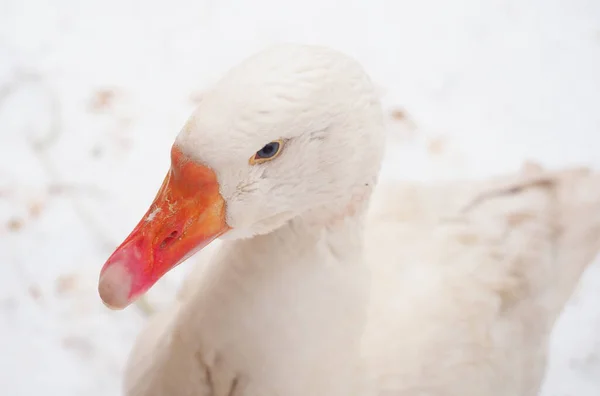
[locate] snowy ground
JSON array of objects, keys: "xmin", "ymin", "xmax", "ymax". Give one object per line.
[{"xmin": 1, "ymin": 0, "xmax": 599, "ymax": 395}]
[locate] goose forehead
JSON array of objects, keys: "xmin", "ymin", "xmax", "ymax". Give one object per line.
[
  {"xmin": 174, "ymin": 45, "xmax": 375, "ymax": 165},
  {"xmin": 175, "ymin": 92, "xmax": 318, "ymax": 166}
]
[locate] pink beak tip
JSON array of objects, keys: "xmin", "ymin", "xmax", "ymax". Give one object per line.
[{"xmin": 98, "ymin": 260, "xmax": 134, "ymax": 310}]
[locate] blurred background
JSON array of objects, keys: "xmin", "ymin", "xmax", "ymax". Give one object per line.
[{"xmin": 1, "ymin": 0, "xmax": 599, "ymax": 395}]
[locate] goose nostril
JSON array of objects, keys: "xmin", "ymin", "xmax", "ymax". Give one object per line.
[{"xmin": 159, "ymin": 231, "xmax": 179, "ymax": 249}]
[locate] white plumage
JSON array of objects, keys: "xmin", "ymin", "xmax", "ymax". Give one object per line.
[{"xmin": 113, "ymin": 44, "xmax": 600, "ymax": 396}]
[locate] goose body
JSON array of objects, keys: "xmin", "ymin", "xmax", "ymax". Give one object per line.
[{"xmin": 97, "ymin": 44, "xmax": 600, "ymax": 396}]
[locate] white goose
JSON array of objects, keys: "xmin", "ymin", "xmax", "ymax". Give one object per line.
[{"xmin": 98, "ymin": 44, "xmax": 600, "ymax": 396}]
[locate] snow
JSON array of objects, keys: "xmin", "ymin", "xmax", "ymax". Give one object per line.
[{"xmin": 0, "ymin": 0, "xmax": 599, "ymax": 395}]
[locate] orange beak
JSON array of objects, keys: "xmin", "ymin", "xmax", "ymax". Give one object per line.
[{"xmin": 98, "ymin": 145, "xmax": 229, "ymax": 309}]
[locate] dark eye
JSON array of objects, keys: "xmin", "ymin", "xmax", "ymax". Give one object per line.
[
  {"xmin": 249, "ymin": 140, "xmax": 284, "ymax": 165},
  {"xmin": 257, "ymin": 141, "xmax": 280, "ymax": 158}
]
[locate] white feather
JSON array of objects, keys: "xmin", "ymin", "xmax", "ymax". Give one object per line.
[{"xmin": 123, "ymin": 44, "xmax": 600, "ymax": 396}]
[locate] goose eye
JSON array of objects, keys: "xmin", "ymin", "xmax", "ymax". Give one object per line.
[{"xmin": 249, "ymin": 140, "xmax": 284, "ymax": 165}]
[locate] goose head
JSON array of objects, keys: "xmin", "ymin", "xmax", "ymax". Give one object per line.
[{"xmin": 98, "ymin": 44, "xmax": 385, "ymax": 309}]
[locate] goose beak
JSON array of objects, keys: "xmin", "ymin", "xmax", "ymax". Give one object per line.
[{"xmin": 98, "ymin": 145, "xmax": 229, "ymax": 309}]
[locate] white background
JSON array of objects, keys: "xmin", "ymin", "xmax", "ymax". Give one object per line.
[{"xmin": 1, "ymin": 0, "xmax": 599, "ymax": 395}]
